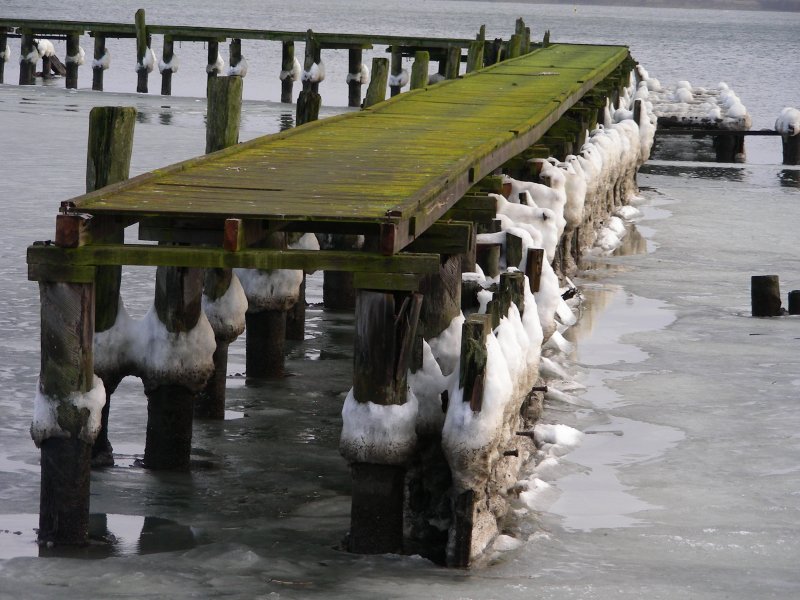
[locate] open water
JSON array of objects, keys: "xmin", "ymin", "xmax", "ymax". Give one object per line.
[{"xmin": 1, "ymin": 1, "xmax": 799, "ymax": 598}]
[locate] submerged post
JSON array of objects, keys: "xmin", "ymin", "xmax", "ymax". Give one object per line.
[{"xmin": 751, "ymin": 275, "xmax": 782, "ymax": 317}]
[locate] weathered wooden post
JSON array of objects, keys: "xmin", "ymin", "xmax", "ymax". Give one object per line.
[
  {"xmin": 484, "ymin": 38, "xmax": 504, "ymax": 66},
  {"xmin": 196, "ymin": 83, "xmax": 244, "ymax": 418},
  {"xmin": 86, "ymin": 106, "xmax": 136, "ymax": 467},
  {"xmin": 345, "ymin": 290, "xmax": 423, "ymax": 554},
  {"xmin": 389, "ymin": 47, "xmax": 403, "ymax": 97},
  {"xmin": 347, "ymin": 47, "xmax": 365, "ymax": 107},
  {"xmin": 92, "ymin": 34, "xmax": 107, "ymax": 91},
  {"xmin": 19, "ymin": 32, "xmax": 36, "ymax": 85},
  {"xmin": 229, "ymin": 38, "xmax": 244, "ymax": 75},
  {"xmin": 444, "ymin": 46, "xmax": 461, "ymax": 79},
  {"xmin": 0, "ymin": 28, "xmax": 7, "ymax": 84},
  {"xmin": 297, "ymin": 30, "xmax": 322, "ymax": 126},
  {"xmin": 135, "ymin": 8, "xmax": 151, "ymax": 94},
  {"xmin": 35, "ymin": 274, "xmax": 98, "ymax": 546},
  {"xmin": 322, "ymin": 234, "xmax": 361, "ymax": 310},
  {"xmin": 206, "ymin": 75, "xmax": 243, "ymax": 153},
  {"xmin": 476, "ymin": 242, "xmax": 501, "ymax": 278},
  {"xmin": 526, "ymin": 247, "xmax": 544, "ymax": 293},
  {"xmin": 788, "ymin": 290, "xmax": 800, "ymax": 315},
  {"xmin": 448, "ymin": 312, "xmax": 491, "ymax": 567},
  {"xmin": 65, "ymin": 32, "xmax": 81, "ymax": 89},
  {"xmin": 466, "ymin": 26, "xmax": 485, "ymax": 74},
  {"xmin": 751, "ymin": 275, "xmax": 782, "ymax": 317},
  {"xmin": 160, "ymin": 35, "xmax": 176, "ymax": 96},
  {"xmin": 782, "ymin": 133, "xmax": 800, "ymax": 166},
  {"xmin": 280, "ymin": 40, "xmax": 296, "ymax": 104},
  {"xmin": 363, "ymin": 57, "xmax": 389, "ymax": 109},
  {"xmin": 206, "ymin": 40, "xmax": 221, "ymax": 93},
  {"xmin": 143, "ymin": 266, "xmax": 210, "ymax": 470},
  {"xmin": 410, "ymin": 51, "xmax": 429, "ymax": 90}
]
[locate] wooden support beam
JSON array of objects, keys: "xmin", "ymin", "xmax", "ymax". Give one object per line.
[
  {"xmin": 296, "ymin": 30, "xmax": 322, "ymax": 126},
  {"xmin": 404, "ymin": 221, "xmax": 474, "ymax": 255},
  {"xmin": 364, "ymin": 57, "xmax": 389, "ymax": 109}
]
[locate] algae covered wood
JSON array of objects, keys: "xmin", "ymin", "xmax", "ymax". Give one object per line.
[{"xmin": 206, "ymin": 76, "xmax": 243, "ymax": 154}]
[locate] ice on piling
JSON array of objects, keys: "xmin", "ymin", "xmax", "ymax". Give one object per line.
[
  {"xmin": 302, "ymin": 62, "xmax": 325, "ymax": 83},
  {"xmin": 66, "ymin": 46, "xmax": 85, "ymax": 65},
  {"xmin": 388, "ymin": 69, "xmax": 409, "ymax": 88},
  {"xmin": 92, "ymin": 50, "xmax": 111, "ymax": 70},
  {"xmin": 775, "ymin": 107, "xmax": 800, "ymax": 136},
  {"xmin": 31, "ymin": 375, "xmax": 106, "ymax": 446},
  {"xmin": 648, "ymin": 80, "xmax": 752, "ymax": 130},
  {"xmin": 280, "ymin": 56, "xmax": 301, "ymax": 81},
  {"xmin": 158, "ymin": 54, "xmax": 180, "ymax": 74},
  {"xmin": 346, "ymin": 62, "xmax": 370, "ymax": 85},
  {"xmin": 202, "ymin": 273, "xmax": 248, "ymax": 342},
  {"xmin": 207, "ymin": 53, "xmax": 224, "ymax": 75}
]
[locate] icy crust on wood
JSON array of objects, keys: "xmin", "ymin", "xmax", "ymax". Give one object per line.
[
  {"xmin": 136, "ymin": 48, "xmax": 156, "ymax": 73},
  {"xmin": 92, "ymin": 50, "xmax": 111, "ymax": 70},
  {"xmin": 426, "ymin": 312, "xmax": 464, "ymax": 377},
  {"xmin": 158, "ymin": 54, "xmax": 180, "ymax": 74},
  {"xmin": 228, "ymin": 57, "xmax": 248, "ymax": 77},
  {"xmin": 202, "ymin": 273, "xmax": 247, "ymax": 342},
  {"xmin": 206, "ymin": 53, "xmax": 224, "ymax": 75},
  {"xmin": 346, "ymin": 63, "xmax": 370, "ymax": 85},
  {"xmin": 1, "ymin": 44, "xmax": 11, "ymax": 63},
  {"xmin": 66, "ymin": 47, "xmax": 85, "ymax": 65},
  {"xmin": 93, "ymin": 302, "xmax": 216, "ymax": 392},
  {"xmin": 235, "ymin": 268, "xmax": 302, "ymax": 312},
  {"xmin": 388, "ymin": 69, "xmax": 409, "ymax": 88},
  {"xmin": 339, "ymin": 388, "xmax": 419, "ymax": 465},
  {"xmin": 409, "ymin": 340, "xmax": 450, "ymax": 436},
  {"xmin": 647, "ymin": 76, "xmax": 752, "ymax": 130},
  {"xmin": 776, "ymin": 107, "xmax": 800, "ymax": 136},
  {"xmin": 31, "ymin": 375, "xmax": 106, "ymax": 446},
  {"xmin": 279, "ymin": 56, "xmax": 301, "ymax": 81},
  {"xmin": 302, "ymin": 61, "xmax": 325, "ymax": 83}
]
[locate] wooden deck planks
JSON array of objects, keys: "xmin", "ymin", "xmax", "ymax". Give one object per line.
[{"xmin": 71, "ymin": 43, "xmax": 629, "ymax": 250}]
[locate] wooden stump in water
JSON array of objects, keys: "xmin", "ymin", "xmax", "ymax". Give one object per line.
[
  {"xmin": 751, "ymin": 275, "xmax": 782, "ymax": 317},
  {"xmin": 245, "ymin": 308, "xmax": 287, "ymax": 378},
  {"xmin": 782, "ymin": 134, "xmax": 800, "ymax": 166},
  {"xmin": 364, "ymin": 57, "xmax": 389, "ymax": 109},
  {"xmin": 788, "ymin": 290, "xmax": 800, "ymax": 315},
  {"xmin": 206, "ymin": 75, "xmax": 242, "ymax": 154}
]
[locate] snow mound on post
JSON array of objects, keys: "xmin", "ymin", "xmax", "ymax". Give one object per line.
[
  {"xmin": 775, "ymin": 107, "xmax": 800, "ymax": 136},
  {"xmin": 202, "ymin": 273, "xmax": 248, "ymax": 341},
  {"xmin": 340, "ymin": 388, "xmax": 418, "ymax": 465},
  {"xmin": 235, "ymin": 268, "xmax": 303, "ymax": 311},
  {"xmin": 31, "ymin": 375, "xmax": 107, "ymax": 446}
]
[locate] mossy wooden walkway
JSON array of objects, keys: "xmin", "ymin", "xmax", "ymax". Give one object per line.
[{"xmin": 28, "ymin": 43, "xmax": 629, "ymax": 288}]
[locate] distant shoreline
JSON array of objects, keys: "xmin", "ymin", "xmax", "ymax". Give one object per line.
[{"xmin": 457, "ymin": 0, "xmax": 799, "ymax": 12}]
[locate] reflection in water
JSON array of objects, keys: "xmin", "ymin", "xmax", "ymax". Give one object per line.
[
  {"xmin": 0, "ymin": 513, "xmax": 197, "ymax": 559},
  {"xmin": 640, "ymin": 162, "xmax": 745, "ymax": 182},
  {"xmin": 778, "ymin": 168, "xmax": 800, "ymax": 188},
  {"xmin": 136, "ymin": 110, "xmax": 151, "ymax": 124},
  {"xmin": 159, "ymin": 106, "xmax": 173, "ymax": 126},
  {"xmin": 279, "ymin": 111, "xmax": 294, "ymax": 131}
]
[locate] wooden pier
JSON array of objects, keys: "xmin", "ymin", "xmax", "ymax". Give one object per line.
[{"xmin": 26, "ymin": 33, "xmax": 635, "ymax": 566}]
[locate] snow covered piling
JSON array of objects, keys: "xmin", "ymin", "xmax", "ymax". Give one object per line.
[
  {"xmin": 91, "ymin": 34, "xmax": 107, "ymax": 91},
  {"xmin": 18, "ymin": 33, "xmax": 36, "ymax": 85},
  {"xmin": 134, "ymin": 8, "xmax": 151, "ymax": 94},
  {"xmin": 344, "ymin": 290, "xmax": 423, "ymax": 554},
  {"xmin": 751, "ymin": 275, "xmax": 783, "ymax": 317},
  {"xmin": 777, "ymin": 107, "xmax": 800, "ymax": 165},
  {"xmin": 65, "ymin": 33, "xmax": 81, "ymax": 89},
  {"xmin": 281, "ymin": 41, "xmax": 297, "ymax": 104},
  {"xmin": 296, "ymin": 30, "xmax": 322, "ymax": 126},
  {"xmin": 389, "ymin": 47, "xmax": 408, "ymax": 97},
  {"xmin": 159, "ymin": 35, "xmax": 176, "ymax": 95},
  {"xmin": 346, "ymin": 47, "xmax": 367, "ymax": 107}
]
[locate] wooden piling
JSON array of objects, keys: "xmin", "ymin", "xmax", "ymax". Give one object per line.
[
  {"xmin": 65, "ymin": 33, "xmax": 80, "ymax": 89},
  {"xmin": 0, "ymin": 29, "xmax": 7, "ymax": 84},
  {"xmin": 86, "ymin": 106, "xmax": 135, "ymax": 467},
  {"xmin": 206, "ymin": 75, "xmax": 243, "ymax": 154},
  {"xmin": 484, "ymin": 38, "xmax": 503, "ymax": 66},
  {"xmin": 347, "ymin": 47, "xmax": 364, "ymax": 107},
  {"xmin": 229, "ymin": 38, "xmax": 243, "ymax": 73},
  {"xmin": 445, "ymin": 46, "xmax": 461, "ymax": 80},
  {"xmin": 751, "ymin": 275, "xmax": 782, "ymax": 317},
  {"xmin": 135, "ymin": 8, "xmax": 150, "ymax": 93},
  {"xmin": 143, "ymin": 266, "xmax": 204, "ymax": 470},
  {"xmin": 19, "ymin": 33, "xmax": 36, "ymax": 85},
  {"xmin": 788, "ymin": 290, "xmax": 800, "ymax": 315},
  {"xmin": 390, "ymin": 47, "xmax": 403, "ymax": 97},
  {"xmin": 526, "ymin": 247, "xmax": 544, "ymax": 293},
  {"xmin": 37, "ymin": 280, "xmax": 96, "ymax": 546},
  {"xmin": 160, "ymin": 35, "xmax": 175, "ymax": 96},
  {"xmin": 286, "ymin": 274, "xmax": 306, "ymax": 340},
  {"xmin": 506, "ymin": 232, "xmax": 524, "ymax": 269},
  {"xmin": 296, "ymin": 30, "xmax": 322, "ymax": 126},
  {"xmin": 459, "ymin": 313, "xmax": 491, "ymax": 413},
  {"xmin": 476, "ymin": 242, "xmax": 501, "ymax": 278},
  {"xmin": 348, "ymin": 289, "xmax": 422, "ymax": 554},
  {"xmin": 281, "ymin": 41, "xmax": 296, "ymax": 104},
  {"xmin": 364, "ymin": 57, "xmax": 389, "ymax": 109},
  {"xmin": 419, "ymin": 255, "xmax": 461, "ymax": 340},
  {"xmin": 206, "ymin": 40, "xmax": 220, "ymax": 92},
  {"xmin": 246, "ymin": 309, "xmax": 287, "ymax": 378},
  {"xmin": 92, "ymin": 34, "xmax": 106, "ymax": 91},
  {"xmin": 410, "ymin": 51, "xmax": 429, "ymax": 90},
  {"xmin": 782, "ymin": 134, "xmax": 800, "ymax": 166},
  {"xmin": 466, "ymin": 27, "xmax": 485, "ymax": 74}
]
